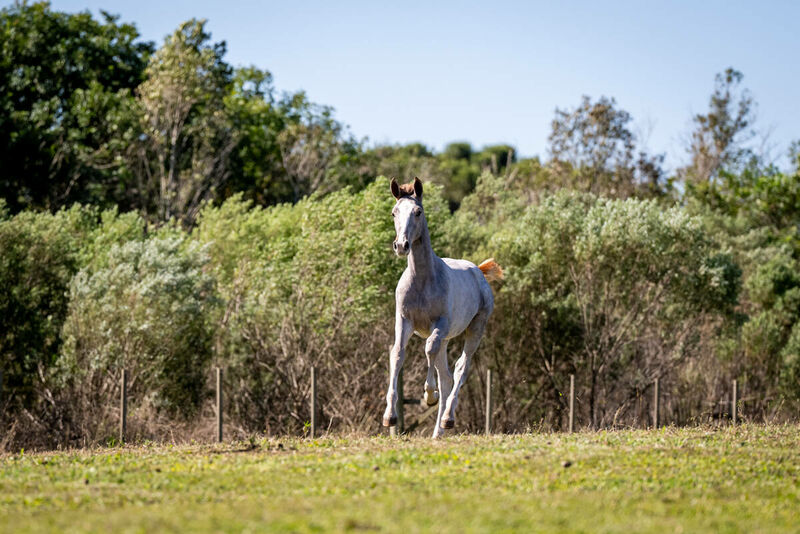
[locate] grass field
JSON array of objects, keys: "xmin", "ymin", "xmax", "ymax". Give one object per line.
[{"xmin": 1, "ymin": 425, "xmax": 798, "ymax": 533}]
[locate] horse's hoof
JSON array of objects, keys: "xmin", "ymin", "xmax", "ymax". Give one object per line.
[
  {"xmin": 424, "ymin": 390, "xmax": 439, "ymax": 406},
  {"xmin": 440, "ymin": 419, "xmax": 455, "ymax": 429},
  {"xmin": 383, "ymin": 416, "xmax": 397, "ymax": 427}
]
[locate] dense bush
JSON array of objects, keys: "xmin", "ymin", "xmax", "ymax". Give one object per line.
[
  {"xmin": 3, "ymin": 171, "xmax": 800, "ymax": 447},
  {"xmin": 0, "ymin": 205, "xmax": 93, "ymax": 420},
  {"xmin": 194, "ymin": 177, "xmax": 450, "ymax": 434},
  {"xmin": 479, "ymin": 190, "xmax": 739, "ymax": 429},
  {"xmin": 56, "ymin": 228, "xmax": 216, "ymax": 442}
]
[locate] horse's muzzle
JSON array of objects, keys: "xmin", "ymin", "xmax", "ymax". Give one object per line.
[{"xmin": 393, "ymin": 239, "xmax": 410, "ymax": 256}]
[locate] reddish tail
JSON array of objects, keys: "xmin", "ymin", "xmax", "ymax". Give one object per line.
[{"xmin": 478, "ymin": 258, "xmax": 504, "ymax": 283}]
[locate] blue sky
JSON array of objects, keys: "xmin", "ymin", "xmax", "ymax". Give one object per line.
[{"xmin": 51, "ymin": 0, "xmax": 800, "ymax": 170}]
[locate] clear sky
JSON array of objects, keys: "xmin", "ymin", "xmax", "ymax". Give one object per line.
[{"xmin": 50, "ymin": 0, "xmax": 800, "ymax": 170}]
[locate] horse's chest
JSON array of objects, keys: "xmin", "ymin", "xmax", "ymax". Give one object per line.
[{"xmin": 399, "ymin": 285, "xmax": 446, "ymax": 336}]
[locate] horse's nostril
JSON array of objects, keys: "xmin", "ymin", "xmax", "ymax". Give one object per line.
[{"xmin": 393, "ymin": 239, "xmax": 410, "ymax": 253}]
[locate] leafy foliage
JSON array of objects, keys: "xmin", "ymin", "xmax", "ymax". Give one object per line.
[
  {"xmin": 468, "ymin": 188, "xmax": 739, "ymax": 428},
  {"xmin": 58, "ymin": 232, "xmax": 216, "ymax": 439},
  {"xmin": 0, "ymin": 2, "xmax": 152, "ymax": 211},
  {"xmin": 680, "ymin": 68, "xmax": 758, "ymax": 183},
  {"xmin": 1, "ymin": 4, "xmax": 800, "ymax": 446},
  {"xmin": 124, "ymin": 19, "xmax": 235, "ymax": 225},
  {"xmin": 0, "ymin": 207, "xmax": 93, "ymax": 412},
  {"xmin": 194, "ymin": 178, "xmax": 450, "ymax": 433},
  {"xmin": 548, "ymin": 96, "xmax": 667, "ymax": 198}
]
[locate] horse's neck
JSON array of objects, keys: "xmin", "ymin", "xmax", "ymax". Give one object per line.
[{"xmin": 408, "ymin": 224, "xmax": 437, "ymax": 284}]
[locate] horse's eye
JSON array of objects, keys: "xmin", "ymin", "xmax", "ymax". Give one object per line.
[{"xmin": 414, "ymin": 209, "xmax": 421, "ymax": 217}]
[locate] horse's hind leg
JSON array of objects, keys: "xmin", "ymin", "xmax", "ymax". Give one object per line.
[
  {"xmin": 441, "ymin": 314, "xmax": 488, "ymax": 429},
  {"xmin": 432, "ymin": 340, "xmax": 452, "ymax": 438}
]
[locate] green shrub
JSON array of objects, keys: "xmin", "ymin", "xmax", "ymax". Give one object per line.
[
  {"xmin": 0, "ymin": 206, "xmax": 94, "ymax": 415},
  {"xmin": 458, "ymin": 189, "xmax": 740, "ymax": 429},
  {"xmin": 195, "ymin": 177, "xmax": 450, "ymax": 433},
  {"xmin": 6, "ymin": 173, "xmax": 800, "ymax": 446},
  {"xmin": 58, "ymin": 233, "xmax": 216, "ymax": 440}
]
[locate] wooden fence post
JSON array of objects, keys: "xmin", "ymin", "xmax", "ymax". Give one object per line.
[
  {"xmin": 568, "ymin": 374, "xmax": 575, "ymax": 433},
  {"xmin": 216, "ymin": 367, "xmax": 223, "ymax": 442},
  {"xmin": 310, "ymin": 367, "xmax": 318, "ymax": 439},
  {"xmin": 485, "ymin": 369, "xmax": 493, "ymax": 435},
  {"xmin": 732, "ymin": 379, "xmax": 738, "ymax": 425},
  {"xmin": 653, "ymin": 378, "xmax": 660, "ymax": 429},
  {"xmin": 119, "ymin": 369, "xmax": 127, "ymax": 444}
]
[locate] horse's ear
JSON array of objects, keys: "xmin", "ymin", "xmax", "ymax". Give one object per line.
[
  {"xmin": 413, "ymin": 177, "xmax": 423, "ymax": 199},
  {"xmin": 390, "ymin": 178, "xmax": 400, "ymax": 199}
]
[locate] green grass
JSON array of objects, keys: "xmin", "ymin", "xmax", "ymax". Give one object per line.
[{"xmin": 1, "ymin": 425, "xmax": 798, "ymax": 533}]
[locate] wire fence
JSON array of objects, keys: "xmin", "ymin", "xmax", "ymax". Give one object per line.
[
  {"xmin": 102, "ymin": 367, "xmax": 751, "ymax": 443},
  {"xmin": 0, "ymin": 366, "xmax": 768, "ymax": 445}
]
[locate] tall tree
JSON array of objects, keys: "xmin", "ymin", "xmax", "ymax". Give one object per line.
[
  {"xmin": 221, "ymin": 67, "xmax": 367, "ymax": 206},
  {"xmin": 0, "ymin": 2, "xmax": 152, "ymax": 211},
  {"xmin": 680, "ymin": 68, "xmax": 757, "ymax": 183},
  {"xmin": 222, "ymin": 67, "xmax": 291, "ymax": 204},
  {"xmin": 547, "ymin": 96, "xmax": 665, "ymax": 198},
  {"xmin": 276, "ymin": 92, "xmax": 364, "ymax": 202},
  {"xmin": 129, "ymin": 19, "xmax": 235, "ymax": 225}
]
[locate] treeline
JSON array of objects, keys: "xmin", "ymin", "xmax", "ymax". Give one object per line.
[
  {"xmin": 1, "ymin": 3, "xmax": 800, "ymax": 447},
  {"xmin": 0, "ymin": 2, "xmax": 525, "ymax": 220},
  {"xmin": 0, "ymin": 2, "xmax": 681, "ymax": 222}
]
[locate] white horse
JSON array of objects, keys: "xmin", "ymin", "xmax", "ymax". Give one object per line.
[{"xmin": 382, "ymin": 177, "xmax": 503, "ymax": 438}]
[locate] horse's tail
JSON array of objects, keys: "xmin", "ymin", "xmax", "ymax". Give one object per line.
[{"xmin": 478, "ymin": 258, "xmax": 504, "ymax": 283}]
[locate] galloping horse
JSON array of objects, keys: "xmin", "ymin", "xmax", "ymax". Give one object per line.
[{"xmin": 383, "ymin": 177, "xmax": 503, "ymax": 438}]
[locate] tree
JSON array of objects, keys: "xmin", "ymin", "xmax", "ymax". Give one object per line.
[
  {"xmin": 475, "ymin": 144, "xmax": 516, "ymax": 174},
  {"xmin": 360, "ymin": 142, "xmax": 484, "ymax": 211},
  {"xmin": 547, "ymin": 96, "xmax": 666, "ymax": 197},
  {"xmin": 680, "ymin": 68, "xmax": 757, "ymax": 184},
  {"xmin": 0, "ymin": 2, "xmax": 152, "ymax": 212},
  {"xmin": 443, "ymin": 142, "xmax": 472, "ymax": 161},
  {"xmin": 128, "ymin": 19, "xmax": 235, "ymax": 225},
  {"xmin": 222, "ymin": 67, "xmax": 292, "ymax": 204},
  {"xmin": 276, "ymin": 92, "xmax": 366, "ymax": 202},
  {"xmin": 788, "ymin": 140, "xmax": 800, "ymax": 173}
]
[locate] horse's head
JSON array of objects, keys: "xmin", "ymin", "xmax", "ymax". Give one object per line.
[{"xmin": 390, "ymin": 177, "xmax": 425, "ymax": 256}]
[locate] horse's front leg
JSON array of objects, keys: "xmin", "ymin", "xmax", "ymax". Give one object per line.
[{"xmin": 383, "ymin": 313, "xmax": 413, "ymax": 427}]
